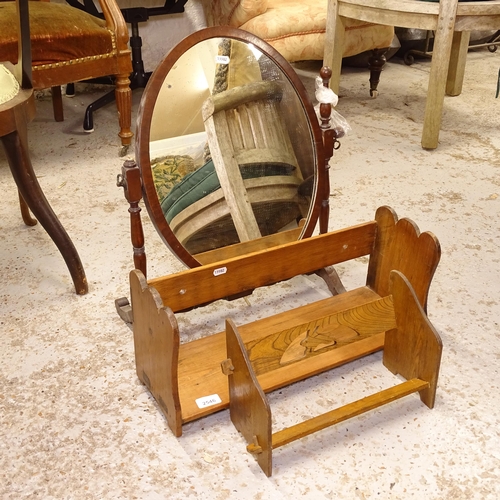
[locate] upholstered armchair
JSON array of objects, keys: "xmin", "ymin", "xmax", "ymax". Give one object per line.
[
  {"xmin": 0, "ymin": 0, "xmax": 132, "ymax": 146},
  {"xmin": 200, "ymin": 0, "xmax": 394, "ymax": 94}
]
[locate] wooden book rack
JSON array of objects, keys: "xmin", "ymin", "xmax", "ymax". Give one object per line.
[{"xmin": 130, "ymin": 205, "xmax": 442, "ymax": 467}]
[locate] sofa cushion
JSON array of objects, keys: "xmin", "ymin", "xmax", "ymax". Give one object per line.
[
  {"xmin": 240, "ymin": 0, "xmax": 394, "ymax": 62},
  {"xmin": 201, "ymin": 0, "xmax": 394, "ymax": 63},
  {"xmin": 202, "ymin": 0, "xmax": 269, "ymax": 28}
]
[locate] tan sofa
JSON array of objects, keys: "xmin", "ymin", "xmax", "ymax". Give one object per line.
[{"xmin": 200, "ymin": 0, "xmax": 394, "ymax": 63}]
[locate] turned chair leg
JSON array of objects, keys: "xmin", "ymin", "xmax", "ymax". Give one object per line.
[
  {"xmin": 114, "ymin": 73, "xmax": 133, "ymax": 148},
  {"xmin": 368, "ymin": 48, "xmax": 388, "ymax": 98}
]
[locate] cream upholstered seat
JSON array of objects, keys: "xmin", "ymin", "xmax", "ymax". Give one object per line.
[
  {"xmin": 200, "ymin": 0, "xmax": 394, "ymax": 62},
  {"xmin": 0, "ymin": 64, "xmax": 19, "ymax": 105}
]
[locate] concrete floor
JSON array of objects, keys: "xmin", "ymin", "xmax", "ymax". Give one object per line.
[{"xmin": 1, "ymin": 45, "xmax": 499, "ymax": 499}]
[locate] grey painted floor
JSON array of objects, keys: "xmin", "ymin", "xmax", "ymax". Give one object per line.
[{"xmin": 1, "ymin": 47, "xmax": 499, "ymax": 499}]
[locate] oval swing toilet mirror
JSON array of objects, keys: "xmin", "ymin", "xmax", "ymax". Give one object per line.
[{"xmin": 135, "ymin": 27, "xmax": 326, "ymax": 268}]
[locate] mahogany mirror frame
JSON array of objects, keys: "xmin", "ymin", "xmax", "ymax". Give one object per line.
[{"xmin": 135, "ymin": 26, "xmax": 327, "ymax": 268}]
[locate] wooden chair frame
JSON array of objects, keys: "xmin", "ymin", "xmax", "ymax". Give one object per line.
[
  {"xmin": 1, "ymin": 0, "xmax": 88, "ymax": 294},
  {"xmin": 324, "ymin": 0, "xmax": 500, "ymax": 149}
]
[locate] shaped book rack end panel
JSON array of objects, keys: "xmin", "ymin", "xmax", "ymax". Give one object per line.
[{"xmin": 225, "ymin": 270, "xmax": 442, "ymax": 476}]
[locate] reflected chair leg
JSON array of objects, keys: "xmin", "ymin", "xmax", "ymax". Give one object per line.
[
  {"xmin": 114, "ymin": 73, "xmax": 133, "ymax": 147},
  {"xmin": 1, "ymin": 128, "xmax": 88, "ymax": 295},
  {"xmin": 18, "ymin": 190, "xmax": 37, "ymax": 226}
]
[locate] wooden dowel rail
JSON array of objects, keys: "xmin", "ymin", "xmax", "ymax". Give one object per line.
[{"xmin": 268, "ymin": 378, "xmax": 429, "ymax": 451}]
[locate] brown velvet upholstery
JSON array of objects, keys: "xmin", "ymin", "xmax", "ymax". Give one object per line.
[
  {"xmin": 0, "ymin": 0, "xmax": 133, "ymax": 146},
  {"xmin": 1, "ymin": 3, "xmax": 112, "ymax": 64}
]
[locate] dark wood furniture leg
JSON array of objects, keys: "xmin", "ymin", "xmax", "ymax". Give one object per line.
[
  {"xmin": 2, "ymin": 122, "xmax": 88, "ymax": 295},
  {"xmin": 368, "ymin": 48, "xmax": 388, "ymax": 98},
  {"xmin": 51, "ymin": 86, "xmax": 64, "ymax": 122},
  {"xmin": 318, "ymin": 67, "xmax": 334, "ymax": 235}
]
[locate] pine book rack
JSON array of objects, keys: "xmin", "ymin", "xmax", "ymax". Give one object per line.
[{"xmin": 130, "ymin": 205, "xmax": 443, "ymax": 475}]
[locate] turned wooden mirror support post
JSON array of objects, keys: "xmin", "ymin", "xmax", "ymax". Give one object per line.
[
  {"xmin": 318, "ymin": 66, "xmax": 341, "ymax": 235},
  {"xmin": 116, "ymin": 158, "xmax": 146, "ymax": 323},
  {"xmin": 117, "ymin": 159, "xmax": 147, "ymax": 278}
]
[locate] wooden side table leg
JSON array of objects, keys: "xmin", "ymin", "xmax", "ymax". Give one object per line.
[
  {"xmin": 2, "ymin": 128, "xmax": 88, "ymax": 295},
  {"xmin": 446, "ymin": 31, "xmax": 470, "ymax": 96},
  {"xmin": 421, "ymin": 0, "xmax": 458, "ymax": 149},
  {"xmin": 323, "ymin": 0, "xmax": 345, "ymax": 95}
]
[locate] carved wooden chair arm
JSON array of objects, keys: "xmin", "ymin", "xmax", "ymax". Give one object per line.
[{"xmin": 96, "ymin": 0, "xmax": 129, "ymax": 52}]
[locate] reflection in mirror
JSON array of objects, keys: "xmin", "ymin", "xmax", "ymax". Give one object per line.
[{"xmin": 147, "ymin": 36, "xmax": 317, "ymax": 260}]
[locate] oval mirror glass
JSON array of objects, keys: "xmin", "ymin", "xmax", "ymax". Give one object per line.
[{"xmin": 136, "ymin": 27, "xmax": 325, "ymax": 267}]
